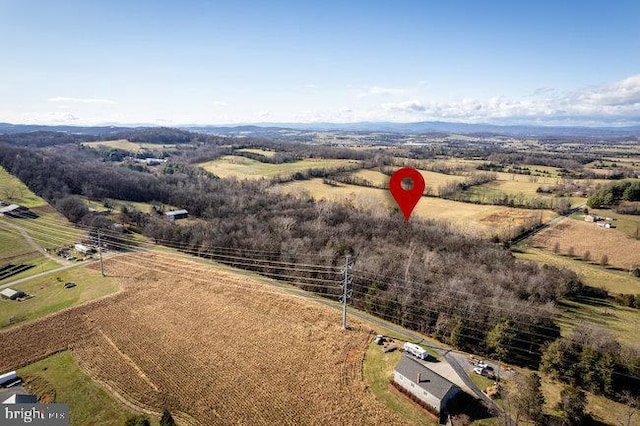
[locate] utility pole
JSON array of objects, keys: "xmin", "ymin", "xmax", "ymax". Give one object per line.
[
  {"xmin": 342, "ymin": 254, "xmax": 352, "ymax": 330},
  {"xmin": 98, "ymin": 229, "xmax": 104, "ymax": 277}
]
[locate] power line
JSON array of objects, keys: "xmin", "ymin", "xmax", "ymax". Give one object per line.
[{"xmin": 2, "ymin": 219, "xmax": 639, "ymax": 382}]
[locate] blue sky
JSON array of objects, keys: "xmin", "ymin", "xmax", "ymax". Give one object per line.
[{"xmin": 1, "ymin": 0, "xmax": 639, "ymax": 126}]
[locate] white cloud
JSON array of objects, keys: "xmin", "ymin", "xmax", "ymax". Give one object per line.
[
  {"xmin": 359, "ymin": 86, "xmax": 408, "ymax": 97},
  {"xmin": 532, "ymin": 87, "xmax": 555, "ymax": 96},
  {"xmin": 16, "ymin": 111, "xmax": 80, "ymax": 124},
  {"xmin": 382, "ymin": 100, "xmax": 426, "ymax": 113},
  {"xmin": 48, "ymin": 97, "xmax": 116, "ymax": 105},
  {"xmin": 373, "ymin": 74, "xmax": 640, "ymax": 125},
  {"xmin": 211, "ymin": 100, "xmax": 228, "ymax": 106}
]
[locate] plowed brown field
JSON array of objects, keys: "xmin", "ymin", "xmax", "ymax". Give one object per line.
[{"xmin": 0, "ymin": 252, "xmax": 406, "ymax": 425}]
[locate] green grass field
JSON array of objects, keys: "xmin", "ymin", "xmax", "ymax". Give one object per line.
[
  {"xmin": 82, "ymin": 197, "xmax": 176, "ymax": 215},
  {"xmin": 14, "ymin": 206, "xmax": 86, "ymax": 249},
  {"xmin": 519, "ymin": 164, "xmax": 562, "ymax": 177},
  {"xmin": 540, "ymin": 376, "xmax": 637, "ymax": 426},
  {"xmin": 0, "ymin": 226, "xmax": 36, "ymax": 258},
  {"xmin": 236, "ymin": 148, "xmax": 277, "ymax": 157},
  {"xmin": 198, "ymin": 155, "xmax": 358, "ymax": 179},
  {"xmin": 514, "ymin": 247, "xmax": 640, "ymax": 294},
  {"xmin": 18, "ymin": 351, "xmax": 155, "ymax": 426},
  {"xmin": 514, "ymin": 246, "xmax": 640, "ymax": 345},
  {"xmin": 0, "ymin": 264, "xmax": 120, "ymax": 329},
  {"xmin": 556, "ymin": 298, "xmax": 640, "ymax": 343},
  {"xmin": 0, "ymin": 224, "xmax": 63, "ymax": 284},
  {"xmin": 585, "ymin": 207, "xmax": 640, "ymax": 239},
  {"xmin": 0, "ymin": 166, "xmax": 48, "ymax": 208}
]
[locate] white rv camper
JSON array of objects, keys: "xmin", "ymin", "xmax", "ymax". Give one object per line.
[{"xmin": 403, "ymin": 342, "xmax": 428, "ymax": 360}]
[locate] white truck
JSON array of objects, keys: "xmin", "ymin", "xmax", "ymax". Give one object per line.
[{"xmin": 403, "ymin": 342, "xmax": 428, "ymax": 360}]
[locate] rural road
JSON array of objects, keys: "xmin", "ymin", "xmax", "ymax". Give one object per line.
[
  {"xmin": 0, "ymin": 220, "xmax": 511, "ymax": 421},
  {"xmin": 509, "ymin": 205, "xmax": 584, "ymax": 245},
  {"xmin": 256, "ymin": 271, "xmax": 511, "ymax": 421}
]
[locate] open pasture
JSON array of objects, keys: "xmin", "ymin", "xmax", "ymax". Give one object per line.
[
  {"xmin": 0, "ymin": 253, "xmax": 406, "ymax": 425},
  {"xmin": 515, "ymin": 247, "xmax": 640, "ymax": 295},
  {"xmin": 530, "ymin": 218, "xmax": 640, "ymax": 271},
  {"xmin": 198, "ymin": 155, "xmax": 358, "ymax": 179},
  {"xmin": 276, "ymin": 178, "xmax": 556, "ymax": 238},
  {"xmin": 83, "ymin": 140, "xmax": 180, "ymax": 152},
  {"xmin": 236, "ymin": 148, "xmax": 277, "ymax": 157},
  {"xmin": 0, "ymin": 166, "xmax": 48, "ymax": 208}
]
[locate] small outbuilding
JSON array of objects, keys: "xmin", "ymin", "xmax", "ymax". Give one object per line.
[
  {"xmin": 0, "ymin": 288, "xmax": 26, "ymax": 300},
  {"xmin": 3, "ymin": 394, "xmax": 38, "ymax": 404},
  {"xmin": 0, "ymin": 204, "xmax": 30, "ymax": 218},
  {"xmin": 0, "ymin": 371, "xmax": 18, "ymax": 387},
  {"xmin": 74, "ymin": 243, "xmax": 96, "ymax": 255},
  {"xmin": 394, "ymin": 355, "xmax": 462, "ymax": 424},
  {"xmin": 165, "ymin": 209, "xmax": 189, "ymax": 221}
]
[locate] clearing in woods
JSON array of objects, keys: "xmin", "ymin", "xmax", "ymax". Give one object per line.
[
  {"xmin": 236, "ymin": 148, "xmax": 277, "ymax": 157},
  {"xmin": 83, "ymin": 140, "xmax": 180, "ymax": 151},
  {"xmin": 0, "ymin": 252, "xmax": 408, "ymax": 425},
  {"xmin": 198, "ymin": 155, "xmax": 358, "ymax": 179}
]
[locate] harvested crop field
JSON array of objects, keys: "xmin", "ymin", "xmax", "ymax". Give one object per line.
[
  {"xmin": 0, "ymin": 252, "xmax": 406, "ymax": 425},
  {"xmin": 530, "ymin": 218, "xmax": 640, "ymax": 270}
]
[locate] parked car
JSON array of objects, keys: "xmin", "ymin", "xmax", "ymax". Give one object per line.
[
  {"xmin": 473, "ymin": 367, "xmax": 485, "ymax": 375},
  {"xmin": 477, "ymin": 360, "xmax": 488, "ymax": 369}
]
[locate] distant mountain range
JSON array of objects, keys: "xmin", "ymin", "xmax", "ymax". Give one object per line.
[{"xmin": 1, "ymin": 121, "xmax": 639, "ymax": 138}]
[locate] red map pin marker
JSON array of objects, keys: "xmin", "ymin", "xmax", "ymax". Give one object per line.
[{"xmin": 389, "ymin": 167, "xmax": 425, "ymax": 221}]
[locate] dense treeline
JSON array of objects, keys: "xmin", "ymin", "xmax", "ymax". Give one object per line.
[
  {"xmin": 0, "ymin": 131, "xmax": 97, "ymax": 147},
  {"xmin": 587, "ymin": 180, "xmax": 640, "ymax": 209},
  {"xmin": 487, "ymin": 152, "xmax": 593, "ymax": 169},
  {"xmin": 0, "ymin": 144, "xmax": 586, "ymax": 366},
  {"xmin": 541, "ymin": 326, "xmax": 640, "ymax": 398}
]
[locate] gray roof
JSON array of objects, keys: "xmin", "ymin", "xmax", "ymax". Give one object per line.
[
  {"xmin": 3, "ymin": 394, "xmax": 38, "ymax": 404},
  {"xmin": 165, "ymin": 209, "xmax": 188, "ymax": 216},
  {"xmin": 0, "ymin": 204, "xmax": 23, "ymax": 213},
  {"xmin": 0, "ymin": 288, "xmax": 23, "ymax": 298},
  {"xmin": 395, "ymin": 355, "xmax": 459, "ymax": 400}
]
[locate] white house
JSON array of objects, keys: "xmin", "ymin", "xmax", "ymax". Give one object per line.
[{"xmin": 394, "ymin": 355, "xmax": 462, "ymax": 424}]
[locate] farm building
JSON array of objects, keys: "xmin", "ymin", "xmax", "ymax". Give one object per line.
[
  {"xmin": 165, "ymin": 209, "xmax": 189, "ymax": 221},
  {"xmin": 0, "ymin": 204, "xmax": 30, "ymax": 218},
  {"xmin": 394, "ymin": 355, "xmax": 462, "ymax": 424},
  {"xmin": 74, "ymin": 243, "xmax": 96, "ymax": 254},
  {"xmin": 0, "ymin": 371, "xmax": 17, "ymax": 387},
  {"xmin": 0, "ymin": 288, "xmax": 26, "ymax": 300},
  {"xmin": 3, "ymin": 394, "xmax": 38, "ymax": 404}
]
